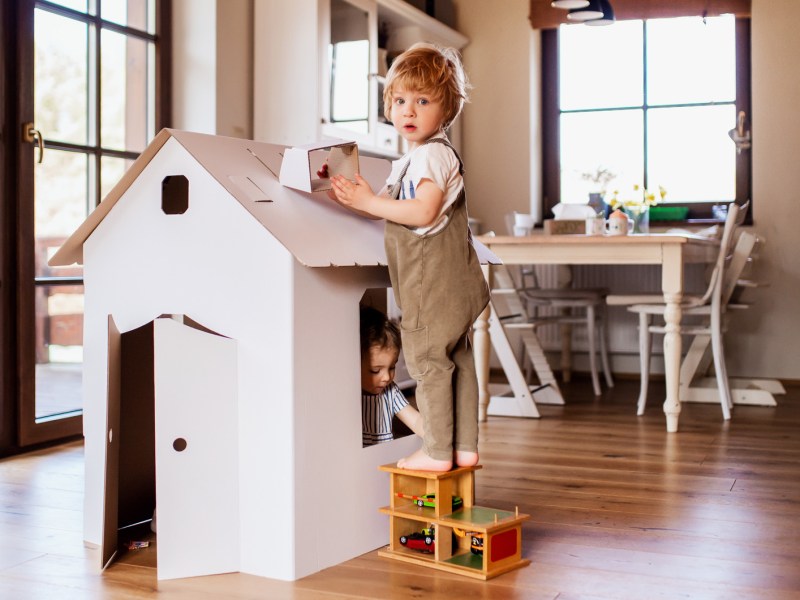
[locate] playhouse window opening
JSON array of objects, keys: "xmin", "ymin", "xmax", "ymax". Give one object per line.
[
  {"xmin": 359, "ymin": 290, "xmax": 416, "ymax": 449},
  {"xmin": 162, "ymin": 175, "xmax": 189, "ymax": 214}
]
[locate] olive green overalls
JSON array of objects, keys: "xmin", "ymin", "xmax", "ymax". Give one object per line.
[{"xmin": 385, "ymin": 138, "xmax": 490, "ymax": 461}]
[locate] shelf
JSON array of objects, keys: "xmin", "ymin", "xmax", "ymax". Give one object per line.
[
  {"xmin": 377, "ymin": 0, "xmax": 468, "ymax": 49},
  {"xmin": 439, "ymin": 506, "xmax": 529, "ymax": 532},
  {"xmin": 378, "ymin": 544, "xmax": 530, "ymax": 581},
  {"xmin": 380, "ymin": 504, "xmax": 528, "ymax": 531},
  {"xmin": 380, "ymin": 504, "xmax": 458, "ymax": 521}
]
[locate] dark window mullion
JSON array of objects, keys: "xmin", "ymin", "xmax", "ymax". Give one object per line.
[
  {"xmin": 642, "ymin": 20, "xmax": 649, "ymax": 191},
  {"xmin": 34, "ymin": 277, "xmax": 84, "ymax": 285},
  {"xmin": 35, "ymin": 1, "xmax": 89, "ymax": 22},
  {"xmin": 735, "ymin": 17, "xmax": 752, "ymax": 218},
  {"xmin": 41, "ymin": 139, "xmax": 138, "ymax": 160},
  {"xmin": 36, "ymin": 1, "xmax": 155, "ymax": 41},
  {"xmin": 93, "ymin": 7, "xmax": 102, "ymax": 209},
  {"xmin": 98, "ymin": 20, "xmax": 157, "ymax": 41},
  {"xmin": 541, "ymin": 28, "xmax": 559, "ymax": 219}
]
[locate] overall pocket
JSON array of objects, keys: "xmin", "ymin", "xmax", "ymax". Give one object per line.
[{"xmin": 400, "ymin": 325, "xmax": 429, "ymax": 380}]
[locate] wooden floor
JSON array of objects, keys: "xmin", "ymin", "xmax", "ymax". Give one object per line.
[{"xmin": 2, "ymin": 379, "xmax": 799, "ymax": 599}]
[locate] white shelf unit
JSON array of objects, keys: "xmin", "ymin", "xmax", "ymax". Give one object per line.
[{"xmin": 254, "ymin": 0, "xmax": 468, "ymax": 158}]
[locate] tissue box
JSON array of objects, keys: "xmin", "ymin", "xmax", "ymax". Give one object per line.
[{"xmin": 544, "ymin": 219, "xmax": 585, "ymax": 235}]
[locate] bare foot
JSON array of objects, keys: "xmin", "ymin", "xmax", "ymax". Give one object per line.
[
  {"xmin": 455, "ymin": 450, "xmax": 479, "ymax": 467},
  {"xmin": 397, "ymin": 448, "xmax": 452, "ymax": 472}
]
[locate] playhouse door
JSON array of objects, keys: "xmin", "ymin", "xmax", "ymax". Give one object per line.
[
  {"xmin": 102, "ymin": 316, "xmax": 123, "ymax": 569},
  {"xmin": 153, "ymin": 317, "xmax": 239, "ymax": 580}
]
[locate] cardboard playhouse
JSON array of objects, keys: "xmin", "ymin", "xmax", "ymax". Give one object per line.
[{"xmin": 49, "ymin": 129, "xmax": 496, "ymax": 582}]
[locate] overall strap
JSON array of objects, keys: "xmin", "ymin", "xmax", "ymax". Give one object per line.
[
  {"xmin": 420, "ymin": 137, "xmax": 464, "ymax": 176},
  {"xmin": 388, "ymin": 136, "xmax": 464, "ymax": 199}
]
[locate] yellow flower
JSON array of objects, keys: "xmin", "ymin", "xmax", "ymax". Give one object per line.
[{"xmin": 609, "ymin": 184, "xmax": 666, "ymax": 210}]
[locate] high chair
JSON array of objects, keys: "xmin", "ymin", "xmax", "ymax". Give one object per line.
[{"xmin": 504, "ymin": 213, "xmax": 613, "ymax": 395}]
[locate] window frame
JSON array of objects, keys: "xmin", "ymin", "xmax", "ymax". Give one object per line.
[{"xmin": 541, "ymin": 17, "xmax": 752, "ymax": 224}]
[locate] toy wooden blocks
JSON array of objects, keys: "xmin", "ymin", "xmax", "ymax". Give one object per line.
[{"xmin": 378, "ymin": 463, "xmax": 530, "ymax": 580}]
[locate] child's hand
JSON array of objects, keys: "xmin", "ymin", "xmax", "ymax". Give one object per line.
[
  {"xmin": 316, "ymin": 163, "xmax": 338, "ymax": 200},
  {"xmin": 330, "ymin": 174, "xmax": 375, "ymax": 213}
]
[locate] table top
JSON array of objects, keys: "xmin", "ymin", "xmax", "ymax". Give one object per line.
[
  {"xmin": 477, "ymin": 233, "xmax": 717, "ymax": 246},
  {"xmin": 475, "ymin": 233, "xmax": 719, "ymax": 266}
]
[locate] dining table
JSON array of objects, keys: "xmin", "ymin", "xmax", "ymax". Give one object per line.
[{"xmin": 474, "ymin": 232, "xmax": 719, "ymax": 433}]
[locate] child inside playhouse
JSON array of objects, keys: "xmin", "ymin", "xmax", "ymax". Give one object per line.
[
  {"xmin": 327, "ymin": 43, "xmax": 489, "ymax": 472},
  {"xmin": 360, "ymin": 305, "xmax": 423, "ymax": 447}
]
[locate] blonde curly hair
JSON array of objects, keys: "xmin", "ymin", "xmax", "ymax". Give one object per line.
[{"xmin": 382, "ymin": 42, "xmax": 470, "ymax": 131}]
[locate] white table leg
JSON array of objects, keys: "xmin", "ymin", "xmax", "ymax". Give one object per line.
[
  {"xmin": 662, "ymin": 246, "xmax": 684, "ymax": 432},
  {"xmin": 475, "ymin": 268, "xmax": 492, "ymax": 422}
]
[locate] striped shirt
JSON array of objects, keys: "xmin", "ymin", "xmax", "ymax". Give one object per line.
[{"xmin": 362, "ymin": 382, "xmax": 409, "ymax": 447}]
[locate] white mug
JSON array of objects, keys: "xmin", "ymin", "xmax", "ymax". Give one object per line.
[
  {"xmin": 605, "ymin": 212, "xmax": 634, "ymax": 236},
  {"xmin": 514, "ymin": 212, "xmax": 535, "ymax": 228},
  {"xmin": 513, "ymin": 225, "xmax": 532, "ymax": 237},
  {"xmin": 584, "ymin": 217, "xmax": 605, "ymax": 236}
]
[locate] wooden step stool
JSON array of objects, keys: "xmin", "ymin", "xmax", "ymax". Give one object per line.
[{"xmin": 378, "ymin": 463, "xmax": 530, "ymax": 580}]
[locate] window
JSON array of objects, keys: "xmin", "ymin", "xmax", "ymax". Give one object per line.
[
  {"xmin": 1, "ymin": 0, "xmax": 171, "ymax": 450},
  {"xmin": 542, "ymin": 15, "xmax": 751, "ymax": 221},
  {"xmin": 329, "ymin": 0, "xmax": 370, "ymax": 134}
]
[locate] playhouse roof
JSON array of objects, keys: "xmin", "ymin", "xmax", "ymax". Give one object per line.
[
  {"xmin": 49, "ymin": 129, "xmax": 392, "ymax": 268},
  {"xmin": 50, "ymin": 129, "xmax": 500, "ymax": 268}
]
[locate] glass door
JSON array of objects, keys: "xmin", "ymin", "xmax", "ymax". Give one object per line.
[{"xmin": 16, "ymin": 0, "xmax": 167, "ymax": 446}]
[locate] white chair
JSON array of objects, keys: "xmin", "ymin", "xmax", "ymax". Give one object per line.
[
  {"xmin": 628, "ymin": 202, "xmax": 756, "ymax": 419},
  {"xmin": 504, "ymin": 214, "xmax": 613, "ymax": 396},
  {"xmin": 512, "ymin": 267, "xmax": 613, "ymax": 396},
  {"xmin": 676, "ymin": 235, "xmax": 784, "ymax": 409},
  {"xmin": 606, "ymin": 201, "xmax": 749, "ymax": 308},
  {"xmin": 489, "ymin": 266, "xmax": 564, "ymax": 408}
]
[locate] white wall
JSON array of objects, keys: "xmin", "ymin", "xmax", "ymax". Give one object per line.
[
  {"xmin": 452, "ymin": 0, "xmax": 534, "ymax": 236},
  {"xmin": 216, "ymin": 0, "xmax": 254, "ymax": 138},
  {"xmin": 172, "ymin": 0, "xmax": 253, "ymax": 138},
  {"xmin": 252, "ymin": 0, "xmax": 322, "ymax": 145},
  {"xmin": 729, "ymin": 0, "xmax": 800, "ymax": 379},
  {"xmin": 172, "ymin": 0, "xmax": 216, "ymax": 133}
]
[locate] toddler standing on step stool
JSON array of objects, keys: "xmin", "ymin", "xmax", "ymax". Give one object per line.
[{"xmin": 328, "ymin": 43, "xmax": 488, "ymax": 472}]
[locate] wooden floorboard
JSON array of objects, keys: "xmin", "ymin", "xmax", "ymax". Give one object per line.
[{"xmin": 1, "ymin": 378, "xmax": 799, "ymax": 599}]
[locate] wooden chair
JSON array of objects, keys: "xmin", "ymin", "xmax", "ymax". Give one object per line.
[{"xmin": 628, "ymin": 222, "xmax": 758, "ymax": 419}]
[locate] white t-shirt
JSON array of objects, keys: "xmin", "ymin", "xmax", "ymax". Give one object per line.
[{"xmin": 385, "ymin": 134, "xmax": 463, "ymax": 235}]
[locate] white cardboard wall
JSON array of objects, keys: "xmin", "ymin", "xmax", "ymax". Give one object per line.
[
  {"xmin": 81, "ymin": 135, "xmax": 424, "ymax": 581},
  {"xmin": 83, "ymin": 138, "xmax": 298, "ymax": 577}
]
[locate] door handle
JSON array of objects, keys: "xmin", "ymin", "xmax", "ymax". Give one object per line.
[{"xmin": 22, "ymin": 122, "xmax": 44, "ymax": 163}]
